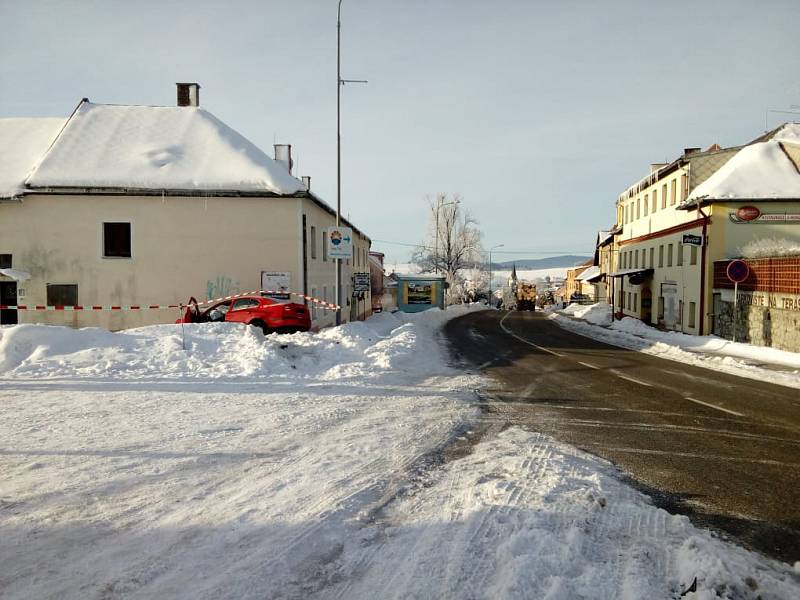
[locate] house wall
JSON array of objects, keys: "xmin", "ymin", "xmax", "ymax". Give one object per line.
[
  {"xmin": 300, "ymin": 197, "xmax": 371, "ymax": 329},
  {"xmin": 0, "ymin": 193, "xmax": 373, "ymax": 331}
]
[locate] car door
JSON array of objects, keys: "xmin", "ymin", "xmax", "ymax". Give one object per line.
[{"xmin": 227, "ymin": 297, "xmax": 260, "ymax": 324}]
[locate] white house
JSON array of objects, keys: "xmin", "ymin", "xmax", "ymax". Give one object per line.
[{"xmin": 0, "ymin": 84, "xmax": 371, "ymax": 330}]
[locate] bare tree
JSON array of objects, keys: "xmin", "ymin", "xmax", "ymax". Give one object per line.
[{"xmin": 411, "ymin": 193, "xmax": 483, "ymax": 300}]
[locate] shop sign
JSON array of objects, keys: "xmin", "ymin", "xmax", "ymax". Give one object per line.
[
  {"xmin": 353, "ymin": 272, "xmax": 370, "ymax": 292},
  {"xmin": 681, "ymin": 233, "xmax": 704, "ymax": 246},
  {"xmin": 729, "ymin": 205, "xmax": 800, "ymax": 224},
  {"xmin": 261, "ymin": 271, "xmax": 291, "ymax": 299}
]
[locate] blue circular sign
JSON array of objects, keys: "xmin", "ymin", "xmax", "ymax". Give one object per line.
[{"xmin": 726, "ymin": 259, "xmax": 750, "ymax": 283}]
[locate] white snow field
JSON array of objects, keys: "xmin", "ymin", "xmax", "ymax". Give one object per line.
[
  {"xmin": 1, "ymin": 307, "xmax": 799, "ymax": 599},
  {"xmin": 551, "ymin": 303, "xmax": 800, "ymax": 390}
]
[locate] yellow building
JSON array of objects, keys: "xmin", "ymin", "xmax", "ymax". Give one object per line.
[
  {"xmin": 0, "ymin": 86, "xmax": 371, "ymax": 330},
  {"xmin": 610, "ymin": 124, "xmax": 800, "ymax": 335}
]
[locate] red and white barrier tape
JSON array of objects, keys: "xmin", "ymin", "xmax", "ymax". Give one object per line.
[{"xmin": 0, "ymin": 289, "xmax": 341, "ymax": 312}]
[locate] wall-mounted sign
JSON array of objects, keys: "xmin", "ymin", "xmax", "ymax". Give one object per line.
[
  {"xmin": 682, "ymin": 233, "xmax": 704, "ymax": 246},
  {"xmin": 261, "ymin": 271, "xmax": 291, "ymax": 299},
  {"xmin": 353, "ymin": 272, "xmax": 370, "ymax": 292},
  {"xmin": 726, "ymin": 260, "xmax": 750, "ymax": 283},
  {"xmin": 326, "ymin": 227, "xmax": 353, "ymax": 259},
  {"xmin": 729, "ymin": 206, "xmax": 800, "ymax": 224}
]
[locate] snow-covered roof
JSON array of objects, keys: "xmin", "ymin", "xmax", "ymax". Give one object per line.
[
  {"xmin": 684, "ymin": 124, "xmax": 800, "ymax": 204},
  {"xmin": 575, "ymin": 265, "xmax": 601, "ymax": 281},
  {"xmin": 0, "ymin": 117, "xmax": 66, "ymax": 198},
  {"xmin": 27, "ymin": 102, "xmax": 305, "ymax": 195}
]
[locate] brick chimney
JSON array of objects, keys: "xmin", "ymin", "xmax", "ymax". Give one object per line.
[{"xmin": 176, "ymin": 82, "xmax": 200, "ymax": 107}]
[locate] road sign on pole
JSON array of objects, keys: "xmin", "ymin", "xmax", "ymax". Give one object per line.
[
  {"xmin": 726, "ymin": 260, "xmax": 749, "ymax": 343},
  {"xmin": 326, "ymin": 227, "xmax": 353, "ymax": 260}
]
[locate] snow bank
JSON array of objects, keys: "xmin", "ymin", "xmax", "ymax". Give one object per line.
[
  {"xmin": 322, "ymin": 428, "xmax": 800, "ymax": 599},
  {"xmin": 561, "ymin": 302, "xmax": 612, "ymax": 325},
  {"xmin": 0, "ymin": 305, "xmax": 485, "ymax": 381},
  {"xmin": 550, "ymin": 310, "xmax": 800, "ymax": 389}
]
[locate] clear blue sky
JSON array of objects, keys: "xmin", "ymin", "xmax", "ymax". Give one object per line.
[{"xmin": 2, "ymin": 0, "xmax": 799, "ymax": 264}]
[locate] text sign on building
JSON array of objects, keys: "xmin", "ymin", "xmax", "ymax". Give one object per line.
[
  {"xmin": 326, "ymin": 227, "xmax": 353, "ymax": 260},
  {"xmin": 353, "ymin": 272, "xmax": 370, "ymax": 292},
  {"xmin": 682, "ymin": 233, "xmax": 704, "ymax": 246},
  {"xmin": 726, "ymin": 260, "xmax": 750, "ymax": 284},
  {"xmin": 261, "ymin": 271, "xmax": 291, "ymax": 299}
]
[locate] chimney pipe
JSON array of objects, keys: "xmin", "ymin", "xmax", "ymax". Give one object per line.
[
  {"xmin": 176, "ymin": 82, "xmax": 200, "ymax": 107},
  {"xmin": 301, "ymin": 175, "xmax": 311, "ymax": 190},
  {"xmin": 273, "ymin": 144, "xmax": 293, "ymax": 174}
]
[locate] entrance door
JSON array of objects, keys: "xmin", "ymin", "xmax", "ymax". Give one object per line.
[{"xmin": 0, "ymin": 281, "xmax": 18, "ymax": 325}]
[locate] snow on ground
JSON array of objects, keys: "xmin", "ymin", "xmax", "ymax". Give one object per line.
[
  {"xmin": 2, "ymin": 305, "xmax": 799, "ymax": 599},
  {"xmin": 551, "ymin": 303, "xmax": 800, "ymax": 389}
]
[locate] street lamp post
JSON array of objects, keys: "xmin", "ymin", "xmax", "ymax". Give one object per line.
[
  {"xmin": 335, "ymin": 0, "xmax": 366, "ymax": 325},
  {"xmin": 488, "ymin": 244, "xmax": 504, "ymax": 306}
]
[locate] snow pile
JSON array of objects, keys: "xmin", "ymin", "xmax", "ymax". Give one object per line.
[
  {"xmin": 688, "ymin": 136, "xmax": 800, "ymax": 200},
  {"xmin": 739, "ymin": 236, "xmax": 800, "ymax": 258},
  {"xmin": 26, "ymin": 102, "xmax": 304, "ymax": 194},
  {"xmin": 0, "ymin": 304, "xmax": 484, "ymax": 381},
  {"xmin": 320, "ymin": 428, "xmax": 800, "ymax": 599},
  {"xmin": 0, "ymin": 117, "xmax": 65, "ymax": 198},
  {"xmin": 549, "ymin": 311, "xmax": 800, "ymax": 388},
  {"xmin": 561, "ymin": 302, "xmax": 612, "ymax": 325}
]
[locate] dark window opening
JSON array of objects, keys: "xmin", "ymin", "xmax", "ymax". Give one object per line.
[
  {"xmin": 0, "ymin": 254, "xmax": 11, "ymax": 269},
  {"xmin": 103, "ymin": 222, "xmax": 132, "ymax": 258},
  {"xmin": 47, "ymin": 284, "xmax": 78, "ymax": 306}
]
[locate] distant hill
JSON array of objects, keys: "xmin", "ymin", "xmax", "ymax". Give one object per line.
[{"xmin": 495, "ymin": 255, "xmax": 591, "ymax": 269}]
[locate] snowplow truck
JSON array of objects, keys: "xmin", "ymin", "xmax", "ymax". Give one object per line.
[{"xmin": 515, "ymin": 283, "xmax": 537, "ymax": 311}]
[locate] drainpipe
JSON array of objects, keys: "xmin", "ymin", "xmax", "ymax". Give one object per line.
[{"xmin": 698, "ymin": 203, "xmax": 710, "ymax": 336}]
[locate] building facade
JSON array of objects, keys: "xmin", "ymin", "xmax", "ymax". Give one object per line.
[{"xmin": 0, "ymin": 87, "xmax": 371, "ymax": 330}]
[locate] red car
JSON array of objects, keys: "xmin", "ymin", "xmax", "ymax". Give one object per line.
[{"xmin": 177, "ymin": 295, "xmax": 311, "ymax": 334}]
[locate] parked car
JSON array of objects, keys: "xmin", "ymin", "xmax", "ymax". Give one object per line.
[{"xmin": 177, "ymin": 295, "xmax": 311, "ymax": 334}]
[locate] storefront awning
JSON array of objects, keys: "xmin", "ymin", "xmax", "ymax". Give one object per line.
[
  {"xmin": 607, "ymin": 268, "xmax": 654, "ymax": 278},
  {"xmin": 0, "ymin": 268, "xmax": 31, "ymax": 281}
]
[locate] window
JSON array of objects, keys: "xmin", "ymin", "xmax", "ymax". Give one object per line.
[
  {"xmin": 634, "ymin": 249, "xmax": 639, "ymax": 268},
  {"xmin": 636, "ymin": 198, "xmax": 640, "ymax": 219},
  {"xmin": 633, "ymin": 293, "xmax": 638, "ymax": 312},
  {"xmin": 661, "ymin": 184, "xmax": 667, "ymax": 209},
  {"xmin": 310, "ymin": 287, "xmax": 317, "ymax": 320},
  {"xmin": 231, "ymin": 298, "xmax": 260, "ymax": 311},
  {"xmin": 644, "ymin": 194, "xmax": 649, "ymax": 216},
  {"xmin": 689, "ymin": 301, "xmax": 696, "ymax": 328},
  {"xmin": 626, "ymin": 291, "xmax": 630, "ymax": 309},
  {"xmin": 651, "ymin": 190, "xmax": 657, "ymax": 213},
  {"xmin": 670, "ymin": 179, "xmax": 677, "ymax": 205},
  {"xmin": 322, "ymin": 231, "xmax": 328, "ymax": 262},
  {"xmin": 47, "ymin": 284, "xmax": 78, "ymax": 306},
  {"xmin": 103, "ymin": 222, "xmax": 131, "ymax": 258},
  {"xmin": 681, "ymin": 174, "xmax": 688, "ymax": 201},
  {"xmin": 310, "ymin": 226, "xmax": 317, "ymax": 259},
  {"xmin": 649, "ymin": 247, "xmax": 654, "ymax": 269},
  {"xmin": 667, "ymin": 243, "xmax": 673, "ymax": 267},
  {"xmin": 690, "ymin": 245, "xmax": 698, "ymax": 265},
  {"xmin": 0, "ymin": 254, "xmax": 11, "ymax": 269},
  {"xmin": 658, "ymin": 245, "xmax": 664, "ymax": 268},
  {"xmin": 677, "ymin": 243, "xmax": 684, "ymax": 266}
]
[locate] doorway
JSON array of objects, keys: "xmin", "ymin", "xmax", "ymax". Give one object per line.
[{"xmin": 0, "ymin": 281, "xmax": 18, "ymax": 325}]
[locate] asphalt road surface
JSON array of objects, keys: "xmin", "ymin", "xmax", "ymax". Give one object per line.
[{"xmin": 444, "ymin": 309, "xmax": 800, "ymax": 564}]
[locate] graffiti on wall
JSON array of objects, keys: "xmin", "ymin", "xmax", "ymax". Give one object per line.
[{"xmin": 206, "ymin": 276, "xmax": 240, "ymax": 300}]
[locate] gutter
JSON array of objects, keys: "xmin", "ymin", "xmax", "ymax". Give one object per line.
[{"xmin": 698, "ymin": 203, "xmax": 710, "ymax": 336}]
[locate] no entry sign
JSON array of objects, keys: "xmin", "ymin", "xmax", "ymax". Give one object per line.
[{"xmin": 726, "ymin": 259, "xmax": 750, "ymax": 283}]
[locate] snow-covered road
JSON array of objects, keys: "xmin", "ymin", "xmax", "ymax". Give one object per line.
[{"xmin": 1, "ymin": 308, "xmax": 799, "ymax": 599}]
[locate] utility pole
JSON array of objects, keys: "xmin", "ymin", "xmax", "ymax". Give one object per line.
[{"xmin": 335, "ymin": 0, "xmax": 366, "ymax": 325}]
